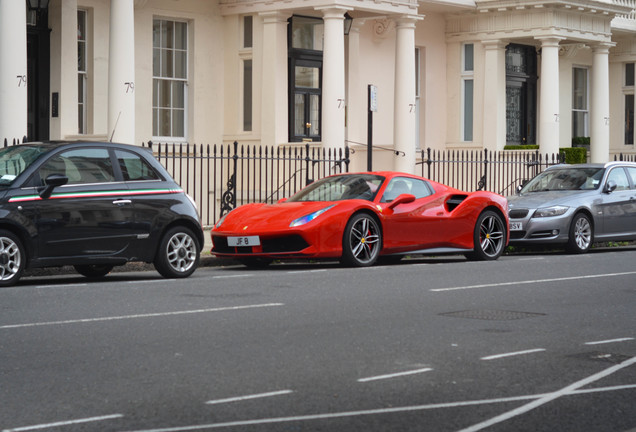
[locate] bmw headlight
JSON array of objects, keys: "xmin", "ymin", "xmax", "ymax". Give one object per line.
[
  {"xmin": 290, "ymin": 205, "xmax": 335, "ymax": 227},
  {"xmin": 533, "ymin": 205, "xmax": 569, "ymax": 218}
]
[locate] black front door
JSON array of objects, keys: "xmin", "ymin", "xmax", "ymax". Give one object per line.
[{"xmin": 27, "ymin": 9, "xmax": 50, "ymax": 142}]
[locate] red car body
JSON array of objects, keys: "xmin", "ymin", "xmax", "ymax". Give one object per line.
[{"xmin": 211, "ymin": 171, "xmax": 509, "ymax": 266}]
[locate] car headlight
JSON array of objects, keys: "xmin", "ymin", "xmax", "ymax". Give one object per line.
[
  {"xmin": 533, "ymin": 205, "xmax": 569, "ymax": 218},
  {"xmin": 214, "ymin": 212, "xmax": 230, "ymax": 229},
  {"xmin": 290, "ymin": 205, "xmax": 335, "ymax": 227}
]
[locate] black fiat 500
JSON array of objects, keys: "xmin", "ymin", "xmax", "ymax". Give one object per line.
[{"xmin": 0, "ymin": 141, "xmax": 204, "ymax": 286}]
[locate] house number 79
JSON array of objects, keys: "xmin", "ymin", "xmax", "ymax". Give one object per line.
[
  {"xmin": 125, "ymin": 82, "xmax": 135, "ymax": 93},
  {"xmin": 16, "ymin": 75, "xmax": 26, "ymax": 87}
]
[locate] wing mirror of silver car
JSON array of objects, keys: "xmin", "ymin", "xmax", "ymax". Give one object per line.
[
  {"xmin": 39, "ymin": 174, "xmax": 69, "ymax": 199},
  {"xmin": 603, "ymin": 180, "xmax": 617, "ymax": 194}
]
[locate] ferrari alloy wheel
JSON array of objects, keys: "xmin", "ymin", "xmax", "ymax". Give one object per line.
[
  {"xmin": 566, "ymin": 213, "xmax": 593, "ymax": 254},
  {"xmin": 341, "ymin": 213, "xmax": 382, "ymax": 267},
  {"xmin": 74, "ymin": 264, "xmax": 114, "ymax": 279},
  {"xmin": 466, "ymin": 210, "xmax": 506, "ymax": 261},
  {"xmin": 154, "ymin": 226, "xmax": 200, "ymax": 278},
  {"xmin": 0, "ymin": 230, "xmax": 25, "ymax": 287}
]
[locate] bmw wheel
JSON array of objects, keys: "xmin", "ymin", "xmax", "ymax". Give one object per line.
[
  {"xmin": 154, "ymin": 226, "xmax": 200, "ymax": 278},
  {"xmin": 466, "ymin": 210, "xmax": 506, "ymax": 261},
  {"xmin": 74, "ymin": 264, "xmax": 114, "ymax": 279},
  {"xmin": 341, "ymin": 213, "xmax": 382, "ymax": 267},
  {"xmin": 566, "ymin": 213, "xmax": 593, "ymax": 254},
  {"xmin": 0, "ymin": 230, "xmax": 25, "ymax": 287}
]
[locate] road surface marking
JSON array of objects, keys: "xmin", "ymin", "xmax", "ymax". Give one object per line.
[
  {"xmin": 35, "ymin": 283, "xmax": 88, "ymax": 289},
  {"xmin": 286, "ymin": 269, "xmax": 327, "ymax": 274},
  {"xmin": 481, "ymin": 349, "xmax": 546, "ymax": 361},
  {"xmin": 121, "ymin": 383, "xmax": 636, "ymax": 432},
  {"xmin": 585, "ymin": 337, "xmax": 634, "ymax": 345},
  {"xmin": 431, "ymin": 271, "xmax": 636, "ymax": 292},
  {"xmin": 458, "ymin": 355, "xmax": 636, "ymax": 432},
  {"xmin": 206, "ymin": 390, "xmax": 293, "ymax": 405},
  {"xmin": 3, "ymin": 414, "xmax": 123, "ymax": 432},
  {"xmin": 0, "ymin": 303, "xmax": 284, "ymax": 330},
  {"xmin": 358, "ymin": 368, "xmax": 433, "ymax": 382},
  {"xmin": 212, "ymin": 274, "xmax": 254, "ymax": 279}
]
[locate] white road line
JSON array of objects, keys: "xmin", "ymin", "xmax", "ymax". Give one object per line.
[
  {"xmin": 206, "ymin": 390, "xmax": 293, "ymax": 405},
  {"xmin": 458, "ymin": 355, "xmax": 636, "ymax": 432},
  {"xmin": 35, "ymin": 283, "xmax": 88, "ymax": 289},
  {"xmin": 212, "ymin": 274, "xmax": 254, "ymax": 279},
  {"xmin": 286, "ymin": 269, "xmax": 327, "ymax": 274},
  {"xmin": 431, "ymin": 271, "xmax": 636, "ymax": 292},
  {"xmin": 0, "ymin": 303, "xmax": 284, "ymax": 330},
  {"xmin": 122, "ymin": 383, "xmax": 636, "ymax": 432},
  {"xmin": 585, "ymin": 337, "xmax": 635, "ymax": 345},
  {"xmin": 3, "ymin": 414, "xmax": 123, "ymax": 432},
  {"xmin": 481, "ymin": 349, "xmax": 546, "ymax": 361},
  {"xmin": 358, "ymin": 368, "xmax": 433, "ymax": 383}
]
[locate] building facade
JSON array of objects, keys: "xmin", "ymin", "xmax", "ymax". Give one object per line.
[{"xmin": 1, "ymin": 0, "xmax": 635, "ymax": 173}]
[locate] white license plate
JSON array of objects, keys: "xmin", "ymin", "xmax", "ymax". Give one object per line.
[
  {"xmin": 509, "ymin": 222, "xmax": 523, "ymax": 231},
  {"xmin": 228, "ymin": 236, "xmax": 260, "ymax": 247}
]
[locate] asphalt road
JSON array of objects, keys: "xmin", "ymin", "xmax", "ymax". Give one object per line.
[{"xmin": 2, "ymin": 248, "xmax": 636, "ymax": 432}]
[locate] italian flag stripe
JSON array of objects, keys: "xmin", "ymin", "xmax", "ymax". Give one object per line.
[{"xmin": 9, "ymin": 188, "xmax": 183, "ymax": 203}]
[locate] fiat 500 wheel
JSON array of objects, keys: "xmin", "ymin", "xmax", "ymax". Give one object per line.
[
  {"xmin": 74, "ymin": 264, "xmax": 114, "ymax": 279},
  {"xmin": 341, "ymin": 213, "xmax": 382, "ymax": 267},
  {"xmin": 0, "ymin": 230, "xmax": 25, "ymax": 287},
  {"xmin": 566, "ymin": 213, "xmax": 593, "ymax": 254},
  {"xmin": 466, "ymin": 210, "xmax": 506, "ymax": 261},
  {"xmin": 154, "ymin": 227, "xmax": 200, "ymax": 278}
]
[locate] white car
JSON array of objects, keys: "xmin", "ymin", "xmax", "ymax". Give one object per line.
[{"xmin": 508, "ymin": 162, "xmax": 636, "ymax": 253}]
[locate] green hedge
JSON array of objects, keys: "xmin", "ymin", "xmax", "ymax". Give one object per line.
[
  {"xmin": 503, "ymin": 145, "xmax": 540, "ymax": 150},
  {"xmin": 559, "ymin": 147, "xmax": 587, "ymax": 164},
  {"xmin": 572, "ymin": 136, "xmax": 590, "ymax": 147}
]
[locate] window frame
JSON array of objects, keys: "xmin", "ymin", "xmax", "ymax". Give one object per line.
[
  {"xmin": 77, "ymin": 8, "xmax": 89, "ymax": 135},
  {"xmin": 624, "ymin": 63, "xmax": 635, "ymax": 146},
  {"xmin": 572, "ymin": 66, "xmax": 589, "ymax": 139},
  {"xmin": 461, "ymin": 43, "xmax": 474, "ymax": 142},
  {"xmin": 152, "ymin": 18, "xmax": 189, "ymax": 142}
]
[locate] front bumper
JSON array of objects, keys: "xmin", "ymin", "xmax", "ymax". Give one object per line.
[{"xmin": 508, "ymin": 208, "xmax": 573, "ymax": 244}]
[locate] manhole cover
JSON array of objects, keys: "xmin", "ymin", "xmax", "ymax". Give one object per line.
[{"xmin": 440, "ymin": 309, "xmax": 546, "ymax": 321}]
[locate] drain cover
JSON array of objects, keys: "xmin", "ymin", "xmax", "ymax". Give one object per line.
[{"xmin": 440, "ymin": 309, "xmax": 546, "ymax": 321}]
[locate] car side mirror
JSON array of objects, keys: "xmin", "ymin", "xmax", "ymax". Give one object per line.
[
  {"xmin": 277, "ymin": 197, "xmax": 288, "ymax": 204},
  {"xmin": 388, "ymin": 193, "xmax": 416, "ymax": 210},
  {"xmin": 39, "ymin": 174, "xmax": 69, "ymax": 199},
  {"xmin": 603, "ymin": 180, "xmax": 617, "ymax": 194}
]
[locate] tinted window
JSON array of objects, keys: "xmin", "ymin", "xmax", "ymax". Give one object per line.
[
  {"xmin": 521, "ymin": 168, "xmax": 605, "ymax": 192},
  {"xmin": 626, "ymin": 167, "xmax": 636, "ymax": 189},
  {"xmin": 0, "ymin": 145, "xmax": 49, "ymax": 186},
  {"xmin": 382, "ymin": 177, "xmax": 433, "ymax": 202},
  {"xmin": 288, "ymin": 174, "xmax": 384, "ymax": 202},
  {"xmin": 115, "ymin": 150, "xmax": 161, "ymax": 181},
  {"xmin": 39, "ymin": 148, "xmax": 114, "ymax": 185},
  {"xmin": 607, "ymin": 167, "xmax": 630, "ymax": 191}
]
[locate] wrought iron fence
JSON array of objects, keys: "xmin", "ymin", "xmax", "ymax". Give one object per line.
[
  {"xmin": 2, "ymin": 137, "xmax": 27, "ymax": 147},
  {"xmin": 143, "ymin": 141, "xmax": 350, "ymax": 226},
  {"xmin": 419, "ymin": 148, "xmax": 565, "ymax": 196}
]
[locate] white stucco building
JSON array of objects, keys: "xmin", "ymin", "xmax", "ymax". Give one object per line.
[{"xmin": 1, "ymin": 0, "xmax": 635, "ymax": 173}]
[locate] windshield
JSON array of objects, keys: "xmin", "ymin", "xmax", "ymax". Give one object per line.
[
  {"xmin": 288, "ymin": 174, "xmax": 385, "ymax": 202},
  {"xmin": 0, "ymin": 145, "xmax": 50, "ymax": 187},
  {"xmin": 520, "ymin": 167, "xmax": 605, "ymax": 193}
]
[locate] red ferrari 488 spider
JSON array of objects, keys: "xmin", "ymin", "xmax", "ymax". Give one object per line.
[{"xmin": 211, "ymin": 172, "xmax": 509, "ymax": 267}]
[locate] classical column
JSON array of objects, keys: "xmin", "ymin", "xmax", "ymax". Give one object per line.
[
  {"xmin": 590, "ymin": 42, "xmax": 613, "ymax": 163},
  {"xmin": 108, "ymin": 0, "xmax": 135, "ymax": 144},
  {"xmin": 260, "ymin": 11, "xmax": 290, "ymax": 146},
  {"xmin": 0, "ymin": 0, "xmax": 28, "ymax": 142},
  {"xmin": 482, "ymin": 40, "xmax": 507, "ymax": 151},
  {"xmin": 536, "ymin": 36, "xmax": 564, "ymax": 157},
  {"xmin": 317, "ymin": 7, "xmax": 350, "ymax": 150},
  {"xmin": 394, "ymin": 15, "xmax": 420, "ymax": 173}
]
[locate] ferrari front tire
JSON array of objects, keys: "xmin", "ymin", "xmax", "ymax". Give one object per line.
[
  {"xmin": 466, "ymin": 210, "xmax": 506, "ymax": 261},
  {"xmin": 341, "ymin": 213, "xmax": 382, "ymax": 267}
]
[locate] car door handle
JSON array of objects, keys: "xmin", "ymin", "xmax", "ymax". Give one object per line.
[{"xmin": 112, "ymin": 199, "xmax": 132, "ymax": 206}]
